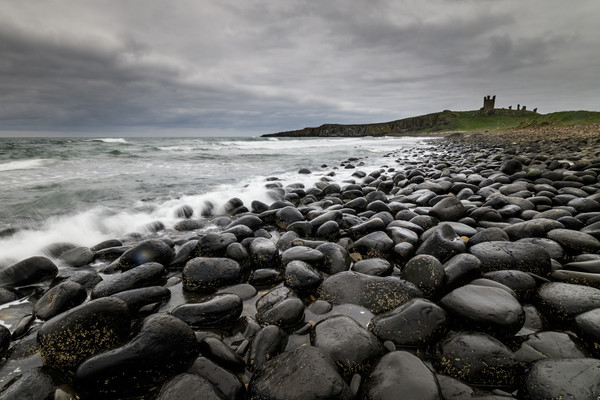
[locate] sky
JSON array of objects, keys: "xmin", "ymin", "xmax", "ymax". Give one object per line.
[{"xmin": 0, "ymin": 0, "xmax": 599, "ymax": 137}]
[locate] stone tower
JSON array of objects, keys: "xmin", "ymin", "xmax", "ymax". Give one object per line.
[{"xmin": 483, "ymin": 95, "xmax": 496, "ymax": 114}]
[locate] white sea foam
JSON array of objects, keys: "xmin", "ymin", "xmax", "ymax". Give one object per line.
[
  {"xmin": 0, "ymin": 159, "xmax": 48, "ymax": 172},
  {"xmin": 86, "ymin": 138, "xmax": 128, "ymax": 143}
]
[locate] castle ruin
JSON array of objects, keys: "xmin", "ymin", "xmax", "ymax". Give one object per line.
[{"xmin": 483, "ymin": 95, "xmax": 496, "ymax": 115}]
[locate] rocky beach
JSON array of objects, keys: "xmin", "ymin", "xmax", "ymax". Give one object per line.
[{"xmin": 1, "ymin": 126, "xmax": 600, "ymax": 399}]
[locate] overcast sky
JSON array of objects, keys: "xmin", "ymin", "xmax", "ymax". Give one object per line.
[{"xmin": 1, "ymin": 0, "xmax": 599, "ymax": 136}]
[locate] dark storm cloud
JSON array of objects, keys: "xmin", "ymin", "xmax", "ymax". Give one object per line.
[{"xmin": 0, "ymin": 0, "xmax": 598, "ymax": 135}]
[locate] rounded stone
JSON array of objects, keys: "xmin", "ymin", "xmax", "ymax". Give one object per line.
[
  {"xmin": 34, "ymin": 280, "xmax": 87, "ymax": 320},
  {"xmin": 248, "ymin": 346, "xmax": 354, "ymax": 400},
  {"xmin": 520, "ymin": 358, "xmax": 600, "ymax": 400},
  {"xmin": 369, "ymin": 298, "xmax": 447, "ymax": 347},
  {"xmin": 248, "ymin": 325, "xmax": 288, "ymax": 372},
  {"xmin": 156, "ymin": 374, "xmax": 223, "ymax": 400},
  {"xmin": 255, "ymin": 286, "xmax": 305, "ymax": 328},
  {"xmin": 351, "ymin": 258, "xmax": 393, "ymax": 276},
  {"xmin": 359, "ymin": 351, "xmax": 442, "ymax": 400},
  {"xmin": 74, "ymin": 313, "xmax": 199, "ymax": 399},
  {"xmin": 401, "ymin": 255, "xmax": 445, "ymax": 299},
  {"xmin": 433, "ymin": 331, "xmax": 519, "ymax": 387},
  {"xmin": 311, "ymin": 315, "xmax": 383, "ymax": 375},
  {"xmin": 171, "ymin": 293, "xmax": 242, "ymax": 329},
  {"xmin": 182, "ymin": 257, "xmax": 241, "ymax": 292},
  {"xmin": 547, "ymin": 228, "xmax": 600, "ymax": 254},
  {"xmin": 117, "ymin": 239, "xmax": 173, "ymax": 270},
  {"xmin": 537, "ymin": 282, "xmax": 600, "ymax": 322},
  {"xmin": 440, "ymin": 283, "xmax": 524, "ymax": 338},
  {"xmin": 37, "ymin": 297, "xmax": 131, "ymax": 372},
  {"xmin": 284, "ymin": 260, "xmax": 323, "ymax": 293},
  {"xmin": 0, "ymin": 256, "xmax": 58, "ymax": 288},
  {"xmin": 469, "ymin": 241, "xmax": 551, "ymax": 275},
  {"xmin": 91, "ymin": 262, "xmax": 166, "ymax": 298}
]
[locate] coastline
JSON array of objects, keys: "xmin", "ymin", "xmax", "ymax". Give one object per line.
[{"xmin": 1, "ymin": 127, "xmax": 600, "ymax": 398}]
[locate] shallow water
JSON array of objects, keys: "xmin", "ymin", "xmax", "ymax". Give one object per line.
[{"xmin": 0, "ymin": 136, "xmax": 434, "ymax": 264}]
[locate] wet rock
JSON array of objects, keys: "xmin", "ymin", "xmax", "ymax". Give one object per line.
[
  {"xmin": 483, "ymin": 270, "xmax": 537, "ymax": 301},
  {"xmin": 38, "ymin": 297, "xmax": 131, "ymax": 372},
  {"xmin": 351, "ymin": 257, "xmax": 393, "ymax": 276},
  {"xmin": 443, "ymin": 253, "xmax": 482, "ymax": 291},
  {"xmin": 516, "ymin": 237, "xmax": 565, "ymax": 260},
  {"xmin": 188, "ymin": 356, "xmax": 246, "ymax": 400},
  {"xmin": 503, "ymin": 218, "xmax": 563, "ymax": 240},
  {"xmin": 249, "ymin": 237, "xmax": 280, "ymax": 269},
  {"xmin": 223, "ymin": 224, "xmax": 254, "ymax": 241},
  {"xmin": 440, "ymin": 283, "xmax": 524, "ymax": 338},
  {"xmin": 369, "ymin": 298, "xmax": 447, "ymax": 347},
  {"xmin": 94, "ymin": 245, "xmax": 130, "ymax": 261},
  {"xmin": 386, "ymin": 226, "xmax": 419, "ymax": 245},
  {"xmin": 172, "ymin": 293, "xmax": 242, "ymax": 329},
  {"xmin": 433, "ymin": 331, "xmax": 519, "ymax": 387},
  {"xmin": 284, "ymin": 260, "xmax": 323, "ymax": 293},
  {"xmin": 550, "ymin": 269, "xmax": 600, "ymax": 288},
  {"xmin": 0, "ymin": 324, "xmax": 10, "ymax": 357},
  {"xmin": 226, "ymin": 214, "xmax": 263, "ymax": 231},
  {"xmin": 429, "ymin": 196, "xmax": 466, "ymax": 221},
  {"xmin": 91, "ymin": 262, "xmax": 165, "ymax": 298},
  {"xmin": 195, "ymin": 232, "xmax": 237, "ymax": 258},
  {"xmin": 199, "ymin": 336, "xmax": 245, "ymax": 372},
  {"xmin": 182, "ymin": 257, "xmax": 241, "ymax": 292},
  {"xmin": 110, "ymin": 286, "xmax": 171, "ymax": 314},
  {"xmin": 34, "ymin": 281, "xmax": 87, "ymax": 320},
  {"xmin": 513, "ymin": 331, "xmax": 590, "ymax": 363},
  {"xmin": 520, "ymin": 358, "xmax": 600, "ymax": 400},
  {"xmin": 169, "ymin": 239, "xmax": 198, "ymax": 270},
  {"xmin": 310, "ymin": 210, "xmax": 343, "ymax": 229},
  {"xmin": 351, "ymin": 231, "xmax": 394, "ymax": 258},
  {"xmin": 469, "ymin": 241, "xmax": 551, "ymax": 275},
  {"xmin": 401, "ymin": 255, "xmax": 445, "ymax": 299},
  {"xmin": 0, "ymin": 367, "xmax": 62, "ymax": 400},
  {"xmin": 281, "ymin": 246, "xmax": 323, "ymax": 265},
  {"xmin": 117, "ymin": 239, "xmax": 174, "ymax": 270},
  {"xmin": 315, "ymin": 243, "xmax": 351, "ymax": 274},
  {"xmin": 255, "ymin": 286, "xmax": 305, "ymax": 328},
  {"xmin": 359, "ymin": 351, "xmax": 442, "ymax": 400},
  {"xmin": 0, "ymin": 287, "xmax": 18, "ymax": 305},
  {"xmin": 537, "ymin": 282, "xmax": 600, "ymax": 322},
  {"xmin": 467, "ymin": 227, "xmax": 509, "ymax": 246},
  {"xmin": 248, "ymin": 346, "xmax": 353, "ymax": 400},
  {"xmin": 575, "ymin": 308, "xmax": 600, "ymax": 356},
  {"xmin": 74, "ymin": 313, "xmax": 199, "ymax": 399},
  {"xmin": 311, "ymin": 315, "xmax": 383, "ymax": 375},
  {"xmin": 500, "ymin": 159, "xmax": 522, "ymax": 175},
  {"xmin": 318, "ymin": 271, "xmax": 422, "ymax": 313},
  {"xmin": 248, "ymin": 268, "xmax": 282, "ymax": 286},
  {"xmin": 0, "ymin": 256, "xmax": 58, "ymax": 288},
  {"xmin": 316, "ymin": 220, "xmax": 339, "ymax": 240},
  {"xmin": 547, "ymin": 228, "xmax": 600, "ymax": 254},
  {"xmin": 348, "ymin": 218, "xmax": 386, "ymax": 239},
  {"xmin": 248, "ymin": 325, "xmax": 288, "ymax": 372},
  {"xmin": 90, "ymin": 239, "xmax": 123, "ymax": 252},
  {"xmin": 59, "ymin": 246, "xmax": 94, "ymax": 267},
  {"xmin": 416, "ymin": 224, "xmax": 466, "ymax": 263},
  {"xmin": 273, "ymin": 206, "xmax": 303, "ymax": 230},
  {"xmin": 156, "ymin": 373, "xmax": 223, "ymax": 400}
]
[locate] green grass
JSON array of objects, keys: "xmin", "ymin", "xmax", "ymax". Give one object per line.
[{"xmin": 404, "ymin": 109, "xmax": 600, "ymax": 134}]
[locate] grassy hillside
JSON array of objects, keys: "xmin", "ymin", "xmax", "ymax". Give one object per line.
[
  {"xmin": 411, "ymin": 109, "xmax": 600, "ymax": 134},
  {"xmin": 263, "ymin": 109, "xmax": 600, "ymax": 137}
]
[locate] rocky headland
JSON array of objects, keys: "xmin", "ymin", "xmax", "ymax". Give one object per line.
[{"xmin": 1, "ymin": 124, "xmax": 600, "ymax": 398}]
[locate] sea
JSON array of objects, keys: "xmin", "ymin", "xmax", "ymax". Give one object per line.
[{"xmin": 0, "ymin": 136, "xmax": 433, "ymax": 266}]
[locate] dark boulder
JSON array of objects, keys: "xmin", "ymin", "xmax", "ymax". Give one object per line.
[
  {"xmin": 284, "ymin": 260, "xmax": 323, "ymax": 293},
  {"xmin": 311, "ymin": 315, "xmax": 383, "ymax": 375},
  {"xmin": 429, "ymin": 196, "xmax": 465, "ymax": 221},
  {"xmin": 110, "ymin": 286, "xmax": 171, "ymax": 314},
  {"xmin": 433, "ymin": 331, "xmax": 519, "ymax": 387},
  {"xmin": 117, "ymin": 239, "xmax": 173, "ymax": 270},
  {"xmin": 369, "ymin": 298, "xmax": 447, "ymax": 347},
  {"xmin": 318, "ymin": 271, "xmax": 422, "ymax": 313},
  {"xmin": 547, "ymin": 228, "xmax": 600, "ymax": 254},
  {"xmin": 248, "ymin": 346, "xmax": 354, "ymax": 400},
  {"xmin": 188, "ymin": 357, "xmax": 246, "ymax": 400},
  {"xmin": 537, "ymin": 282, "xmax": 600, "ymax": 322},
  {"xmin": 156, "ymin": 373, "xmax": 223, "ymax": 400},
  {"xmin": 195, "ymin": 232, "xmax": 237, "ymax": 258},
  {"xmin": 0, "ymin": 256, "xmax": 58, "ymax": 288},
  {"xmin": 248, "ymin": 325, "xmax": 288, "ymax": 372},
  {"xmin": 469, "ymin": 241, "xmax": 551, "ymax": 275},
  {"xmin": 351, "ymin": 258, "xmax": 393, "ymax": 276},
  {"xmin": 351, "ymin": 231, "xmax": 394, "ymax": 258},
  {"xmin": 316, "ymin": 243, "xmax": 351, "ymax": 274},
  {"xmin": 58, "ymin": 246, "xmax": 94, "ymax": 267},
  {"xmin": 440, "ymin": 283, "xmax": 524, "ymax": 338},
  {"xmin": 575, "ymin": 308, "xmax": 600, "ymax": 356},
  {"xmin": 255, "ymin": 287, "xmax": 305, "ymax": 328},
  {"xmin": 37, "ymin": 297, "xmax": 131, "ymax": 372},
  {"xmin": 34, "ymin": 280, "xmax": 87, "ymax": 320},
  {"xmin": 91, "ymin": 262, "xmax": 165, "ymax": 298},
  {"xmin": 401, "ymin": 255, "xmax": 445, "ymax": 299},
  {"xmin": 0, "ymin": 367, "xmax": 63, "ymax": 400},
  {"xmin": 74, "ymin": 313, "xmax": 199, "ymax": 399},
  {"xmin": 359, "ymin": 351, "xmax": 442, "ymax": 400},
  {"xmin": 182, "ymin": 257, "xmax": 241, "ymax": 292},
  {"xmin": 416, "ymin": 224, "xmax": 466, "ymax": 263},
  {"xmin": 249, "ymin": 237, "xmax": 280, "ymax": 269},
  {"xmin": 172, "ymin": 293, "xmax": 242, "ymax": 329}
]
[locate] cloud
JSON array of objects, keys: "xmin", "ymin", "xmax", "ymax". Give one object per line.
[{"xmin": 0, "ymin": 0, "xmax": 599, "ymax": 135}]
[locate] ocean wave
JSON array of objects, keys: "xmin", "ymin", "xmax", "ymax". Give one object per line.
[
  {"xmin": 0, "ymin": 159, "xmax": 48, "ymax": 172},
  {"xmin": 86, "ymin": 138, "xmax": 128, "ymax": 144}
]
